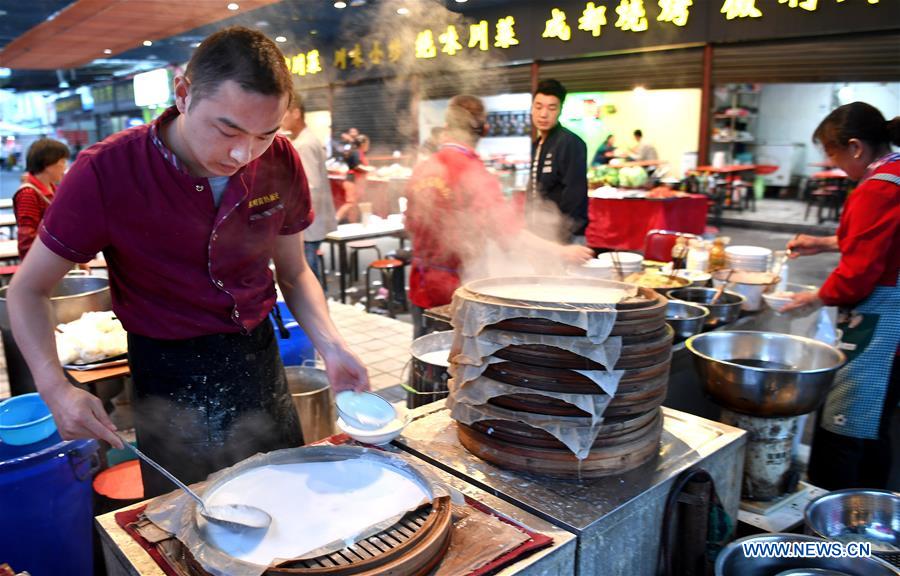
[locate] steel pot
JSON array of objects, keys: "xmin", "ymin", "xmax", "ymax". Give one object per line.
[
  {"xmin": 408, "ymin": 330, "xmax": 453, "ymax": 409},
  {"xmin": 284, "ymin": 365, "xmax": 336, "ymax": 444},
  {"xmin": 668, "ymin": 287, "xmax": 745, "ymax": 328},
  {"xmin": 716, "ymin": 534, "xmax": 900, "ymax": 575},
  {"xmin": 666, "ymin": 300, "xmax": 709, "ymax": 340},
  {"xmin": 805, "ymin": 489, "xmax": 900, "ymax": 567},
  {"xmin": 0, "ymin": 274, "xmax": 111, "ymax": 395}
]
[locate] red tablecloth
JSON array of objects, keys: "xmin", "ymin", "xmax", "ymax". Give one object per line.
[{"xmin": 586, "ymin": 194, "xmax": 708, "ymax": 250}]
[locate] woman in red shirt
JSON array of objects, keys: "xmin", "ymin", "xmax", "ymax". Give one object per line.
[
  {"xmin": 784, "ymin": 102, "xmax": 900, "ymax": 489},
  {"xmin": 13, "ymin": 138, "xmax": 70, "ymax": 259}
]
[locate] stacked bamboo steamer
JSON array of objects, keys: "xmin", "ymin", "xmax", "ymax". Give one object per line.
[{"xmin": 449, "ymin": 276, "xmax": 672, "ymax": 479}]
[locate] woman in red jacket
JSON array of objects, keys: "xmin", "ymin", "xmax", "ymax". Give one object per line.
[
  {"xmin": 784, "ymin": 101, "xmax": 900, "ymax": 489},
  {"xmin": 14, "ymin": 138, "xmax": 70, "ymax": 259}
]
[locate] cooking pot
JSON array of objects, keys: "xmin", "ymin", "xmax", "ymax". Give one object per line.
[{"xmin": 0, "ymin": 273, "xmax": 111, "ymax": 395}]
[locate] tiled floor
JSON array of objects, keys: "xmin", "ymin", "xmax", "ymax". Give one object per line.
[
  {"xmin": 718, "ymin": 198, "xmax": 838, "ymax": 234},
  {"xmin": 326, "ymin": 300, "xmax": 412, "ymax": 405}
]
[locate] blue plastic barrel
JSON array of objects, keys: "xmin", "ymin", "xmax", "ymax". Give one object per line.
[
  {"xmin": 0, "ymin": 433, "xmax": 100, "ymax": 575},
  {"xmin": 272, "ymin": 301, "xmax": 316, "ymax": 366}
]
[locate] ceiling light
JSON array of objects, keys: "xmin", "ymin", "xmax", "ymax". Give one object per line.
[
  {"xmin": 255, "ymin": 20, "xmax": 270, "ymax": 26},
  {"xmin": 227, "ymin": 2, "xmax": 239, "ymax": 10},
  {"xmin": 143, "ymin": 40, "xmax": 153, "ymax": 47},
  {"xmin": 275, "ymin": 36, "xmax": 287, "ymax": 43},
  {"xmin": 103, "ymin": 49, "xmax": 112, "ymax": 55},
  {"xmin": 397, "ymin": 7, "xmax": 410, "ymax": 15},
  {"xmin": 191, "ymin": 42, "xmax": 202, "ymax": 48},
  {"xmin": 310, "ymin": 30, "xmax": 319, "ymax": 35},
  {"xmin": 455, "ymin": 0, "xmax": 468, "ymax": 3},
  {"xmin": 334, "ymin": 1, "xmax": 347, "ymax": 8}
]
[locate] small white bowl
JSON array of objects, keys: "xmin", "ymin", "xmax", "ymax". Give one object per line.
[
  {"xmin": 335, "ymin": 391, "xmax": 396, "ymax": 430},
  {"xmin": 762, "ymin": 283, "xmax": 818, "ymax": 312},
  {"xmin": 337, "ymin": 415, "xmax": 408, "ymax": 446}
]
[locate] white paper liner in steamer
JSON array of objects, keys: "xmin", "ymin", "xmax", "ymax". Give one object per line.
[
  {"xmin": 144, "ymin": 445, "xmax": 449, "ymax": 576},
  {"xmin": 447, "ymin": 395, "xmax": 603, "ymax": 460},
  {"xmin": 449, "ymin": 374, "xmax": 615, "ymax": 426},
  {"xmin": 450, "ymin": 327, "xmax": 623, "ymax": 373},
  {"xmin": 451, "ymin": 277, "xmax": 638, "ymax": 343}
]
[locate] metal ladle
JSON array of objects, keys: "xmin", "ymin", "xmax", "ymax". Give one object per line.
[{"xmin": 117, "ymin": 434, "xmax": 272, "ymax": 531}]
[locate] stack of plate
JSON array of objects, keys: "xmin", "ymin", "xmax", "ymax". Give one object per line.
[
  {"xmin": 576, "ymin": 251, "xmax": 643, "ymax": 279},
  {"xmin": 725, "ymin": 245, "xmax": 772, "ymax": 272}
]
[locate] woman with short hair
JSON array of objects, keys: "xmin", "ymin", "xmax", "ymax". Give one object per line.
[{"xmin": 13, "ymin": 138, "xmax": 70, "ymax": 259}]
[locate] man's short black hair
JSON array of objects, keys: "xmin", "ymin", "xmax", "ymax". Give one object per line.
[
  {"xmin": 634, "ymin": 129, "xmax": 643, "ymax": 138},
  {"xmin": 186, "ymin": 26, "xmax": 293, "ymax": 108},
  {"xmin": 26, "ymin": 138, "xmax": 70, "ymax": 175},
  {"xmin": 534, "ymin": 79, "xmax": 567, "ymax": 103}
]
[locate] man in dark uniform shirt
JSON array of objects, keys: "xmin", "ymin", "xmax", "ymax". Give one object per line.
[{"xmin": 528, "ymin": 79, "xmax": 589, "ymax": 243}]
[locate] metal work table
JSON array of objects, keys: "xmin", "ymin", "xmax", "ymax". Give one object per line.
[
  {"xmin": 396, "ymin": 405, "xmax": 747, "ymax": 576},
  {"xmin": 96, "ymin": 443, "xmax": 577, "ymax": 576}
]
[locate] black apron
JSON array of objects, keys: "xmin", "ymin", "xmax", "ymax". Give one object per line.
[{"xmin": 128, "ymin": 320, "xmax": 303, "ymax": 498}]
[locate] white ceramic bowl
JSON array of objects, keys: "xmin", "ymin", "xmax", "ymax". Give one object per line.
[
  {"xmin": 672, "ymin": 269, "xmax": 712, "ymax": 287},
  {"xmin": 335, "ymin": 391, "xmax": 396, "ymax": 430},
  {"xmin": 761, "ymin": 283, "xmax": 818, "ymax": 312},
  {"xmin": 337, "ymin": 415, "xmax": 408, "ymax": 446},
  {"xmin": 712, "ymin": 270, "xmax": 780, "ymax": 312}
]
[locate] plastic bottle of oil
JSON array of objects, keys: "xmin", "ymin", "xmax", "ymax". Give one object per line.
[{"xmin": 709, "ymin": 238, "xmax": 727, "ymax": 272}]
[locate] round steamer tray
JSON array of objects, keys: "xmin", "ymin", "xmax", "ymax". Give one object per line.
[
  {"xmin": 180, "ymin": 446, "xmax": 453, "ymax": 576},
  {"xmin": 493, "ymin": 324, "xmax": 673, "ymax": 371},
  {"xmin": 470, "ymin": 408, "xmax": 660, "ymax": 450},
  {"xmin": 483, "ymin": 355, "xmax": 672, "ymax": 395},
  {"xmin": 456, "ymin": 410, "xmax": 663, "ymax": 479},
  {"xmin": 457, "ymin": 277, "xmax": 668, "ymax": 337},
  {"xmin": 487, "ymin": 373, "xmax": 667, "ymax": 418},
  {"xmin": 183, "ymin": 499, "xmax": 453, "ymax": 576}
]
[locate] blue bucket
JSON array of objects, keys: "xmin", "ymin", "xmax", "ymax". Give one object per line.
[
  {"xmin": 0, "ymin": 434, "xmax": 100, "ymax": 575},
  {"xmin": 272, "ymin": 301, "xmax": 315, "ymax": 366}
]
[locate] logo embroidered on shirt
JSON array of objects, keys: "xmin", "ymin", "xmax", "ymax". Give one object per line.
[{"xmin": 249, "ymin": 192, "xmax": 280, "ymax": 208}]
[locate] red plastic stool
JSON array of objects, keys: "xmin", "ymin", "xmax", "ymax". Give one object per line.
[{"xmin": 365, "ymin": 258, "xmax": 405, "ymax": 317}]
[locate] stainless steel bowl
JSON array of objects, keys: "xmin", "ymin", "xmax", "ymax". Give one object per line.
[
  {"xmin": 666, "ymin": 300, "xmax": 709, "ymax": 339},
  {"xmin": 716, "ymin": 534, "xmax": 900, "ymax": 576},
  {"xmin": 668, "ymin": 287, "xmax": 745, "ymax": 328},
  {"xmin": 805, "ymin": 489, "xmax": 900, "ymax": 565},
  {"xmin": 686, "ymin": 331, "xmax": 846, "ymax": 417}
]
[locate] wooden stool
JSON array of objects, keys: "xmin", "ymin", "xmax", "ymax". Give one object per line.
[
  {"xmin": 348, "ymin": 240, "xmax": 382, "ymax": 283},
  {"xmin": 365, "ymin": 258, "xmax": 405, "ymax": 318}
]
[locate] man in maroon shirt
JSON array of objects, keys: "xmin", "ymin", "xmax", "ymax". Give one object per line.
[{"xmin": 8, "ymin": 27, "xmax": 368, "ymax": 496}]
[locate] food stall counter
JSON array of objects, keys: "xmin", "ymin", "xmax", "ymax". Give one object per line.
[
  {"xmin": 96, "ymin": 441, "xmax": 577, "ymax": 576},
  {"xmin": 395, "ymin": 404, "xmax": 746, "ymax": 576}
]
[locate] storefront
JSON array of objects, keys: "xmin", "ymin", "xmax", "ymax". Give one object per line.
[{"xmin": 282, "ymin": 0, "xmax": 898, "ymax": 184}]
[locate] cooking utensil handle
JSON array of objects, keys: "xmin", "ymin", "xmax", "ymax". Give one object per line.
[{"xmin": 117, "ymin": 434, "xmax": 205, "ymax": 507}]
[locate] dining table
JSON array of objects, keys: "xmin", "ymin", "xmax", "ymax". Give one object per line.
[{"xmin": 323, "ymin": 215, "xmax": 407, "ymax": 303}]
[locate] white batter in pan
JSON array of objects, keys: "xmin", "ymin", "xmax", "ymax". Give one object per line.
[{"xmin": 202, "ymin": 459, "xmax": 431, "ymax": 566}]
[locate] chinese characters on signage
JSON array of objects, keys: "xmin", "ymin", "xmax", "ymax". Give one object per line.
[{"xmin": 284, "ymin": 0, "xmax": 883, "ymax": 75}]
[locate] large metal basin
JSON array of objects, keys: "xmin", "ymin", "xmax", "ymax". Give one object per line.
[
  {"xmin": 0, "ymin": 274, "xmax": 111, "ymax": 395},
  {"xmin": 805, "ymin": 489, "xmax": 900, "ymax": 565},
  {"xmin": 686, "ymin": 331, "xmax": 845, "ymax": 417},
  {"xmin": 716, "ymin": 534, "xmax": 900, "ymax": 575}
]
